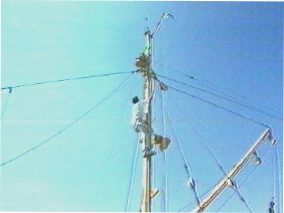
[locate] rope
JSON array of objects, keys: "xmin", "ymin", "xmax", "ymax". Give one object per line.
[
  {"xmin": 169, "ymin": 86, "xmax": 270, "ymax": 128},
  {"xmin": 1, "ymin": 71, "xmax": 136, "ymax": 90},
  {"xmin": 166, "ymin": 108, "xmax": 201, "ymax": 207},
  {"xmin": 157, "ymin": 74, "xmax": 282, "ymax": 121},
  {"xmin": 0, "ymin": 73, "xmax": 136, "ymax": 167},
  {"xmin": 162, "ymin": 90, "xmax": 169, "ymax": 212},
  {"xmin": 126, "ymin": 135, "xmax": 140, "ymax": 212}
]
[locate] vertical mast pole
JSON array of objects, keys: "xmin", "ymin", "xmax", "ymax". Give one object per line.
[
  {"xmin": 140, "ymin": 14, "xmax": 173, "ymax": 211},
  {"xmin": 141, "ymin": 30, "xmax": 153, "ymax": 212}
]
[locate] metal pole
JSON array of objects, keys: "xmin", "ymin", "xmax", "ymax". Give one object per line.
[
  {"xmin": 141, "ymin": 30, "xmax": 153, "ymax": 212},
  {"xmin": 192, "ymin": 128, "xmax": 272, "ymax": 212}
]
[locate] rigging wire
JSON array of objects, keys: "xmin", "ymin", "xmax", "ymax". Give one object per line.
[
  {"xmin": 162, "ymin": 90, "xmax": 169, "ymax": 212},
  {"xmin": 126, "ymin": 135, "xmax": 140, "ymax": 212},
  {"xmin": 93, "ymin": 74, "xmax": 137, "ymax": 211},
  {"xmin": 0, "ymin": 73, "xmax": 136, "ymax": 167},
  {"xmin": 238, "ymin": 193, "xmax": 254, "ymax": 213},
  {"xmin": 217, "ymin": 147, "xmax": 272, "ymax": 212},
  {"xmin": 168, "ymin": 92, "xmax": 247, "ymax": 212},
  {"xmin": 1, "ymin": 87, "xmax": 13, "ymax": 121},
  {"xmin": 276, "ymin": 143, "xmax": 282, "ymax": 213},
  {"xmin": 155, "ymin": 62, "xmax": 281, "ymax": 115},
  {"xmin": 168, "ymin": 92, "xmax": 228, "ymax": 177},
  {"xmin": 233, "ymin": 184, "xmax": 254, "ymax": 213},
  {"xmin": 184, "ymin": 73, "xmax": 282, "ymax": 115},
  {"xmin": 177, "ymin": 183, "xmax": 219, "ymax": 212},
  {"xmin": 169, "ymin": 86, "xmax": 270, "ymax": 128},
  {"xmin": 157, "ymin": 73, "xmax": 282, "ymax": 121},
  {"xmin": 1, "ymin": 71, "xmax": 136, "ymax": 90},
  {"xmin": 273, "ymin": 145, "xmax": 276, "ymax": 203},
  {"xmin": 166, "ymin": 108, "xmax": 202, "ymax": 207}
]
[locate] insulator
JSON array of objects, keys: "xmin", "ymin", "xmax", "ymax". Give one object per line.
[
  {"xmin": 251, "ymin": 151, "xmax": 262, "ymax": 165},
  {"xmin": 255, "ymin": 157, "xmax": 262, "ymax": 165},
  {"xmin": 188, "ymin": 177, "xmax": 197, "ymax": 189}
]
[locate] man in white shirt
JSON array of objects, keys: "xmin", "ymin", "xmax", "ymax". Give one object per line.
[{"xmin": 132, "ymin": 96, "xmax": 151, "ymax": 134}]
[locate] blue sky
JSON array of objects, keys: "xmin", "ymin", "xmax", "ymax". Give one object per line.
[{"xmin": 1, "ymin": 1, "xmax": 283, "ymax": 212}]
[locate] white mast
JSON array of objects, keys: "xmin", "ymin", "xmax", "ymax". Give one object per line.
[
  {"xmin": 139, "ymin": 13, "xmax": 174, "ymax": 212},
  {"xmin": 140, "ymin": 29, "xmax": 154, "ymax": 212}
]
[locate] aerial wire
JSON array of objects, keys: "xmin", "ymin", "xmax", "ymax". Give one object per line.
[
  {"xmin": 0, "ymin": 73, "xmax": 136, "ymax": 167},
  {"xmin": 157, "ymin": 73, "xmax": 282, "ymax": 121},
  {"xmin": 166, "ymin": 108, "xmax": 202, "ymax": 207},
  {"xmin": 169, "ymin": 93, "xmax": 236, "ymax": 211},
  {"xmin": 155, "ymin": 62, "xmax": 281, "ymax": 115},
  {"xmin": 183, "ymin": 74, "xmax": 281, "ymax": 116},
  {"xmin": 169, "ymin": 86, "xmax": 270, "ymax": 128},
  {"xmin": 160, "ymin": 83, "xmax": 270, "ymax": 211},
  {"xmin": 168, "ymin": 92, "xmax": 228, "ymax": 177},
  {"xmin": 233, "ymin": 184, "xmax": 254, "ymax": 213},
  {"xmin": 1, "ymin": 71, "xmax": 136, "ymax": 91}
]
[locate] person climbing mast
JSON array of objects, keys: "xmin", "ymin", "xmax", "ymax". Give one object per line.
[{"xmin": 132, "ymin": 96, "xmax": 152, "ymax": 134}]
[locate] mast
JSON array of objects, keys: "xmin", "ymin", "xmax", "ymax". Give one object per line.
[
  {"xmin": 140, "ymin": 30, "xmax": 153, "ymax": 212},
  {"xmin": 192, "ymin": 128, "xmax": 274, "ymax": 212},
  {"xmin": 138, "ymin": 13, "xmax": 173, "ymax": 212}
]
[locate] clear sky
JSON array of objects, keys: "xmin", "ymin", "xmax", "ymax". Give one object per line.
[{"xmin": 1, "ymin": 1, "xmax": 283, "ymax": 212}]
